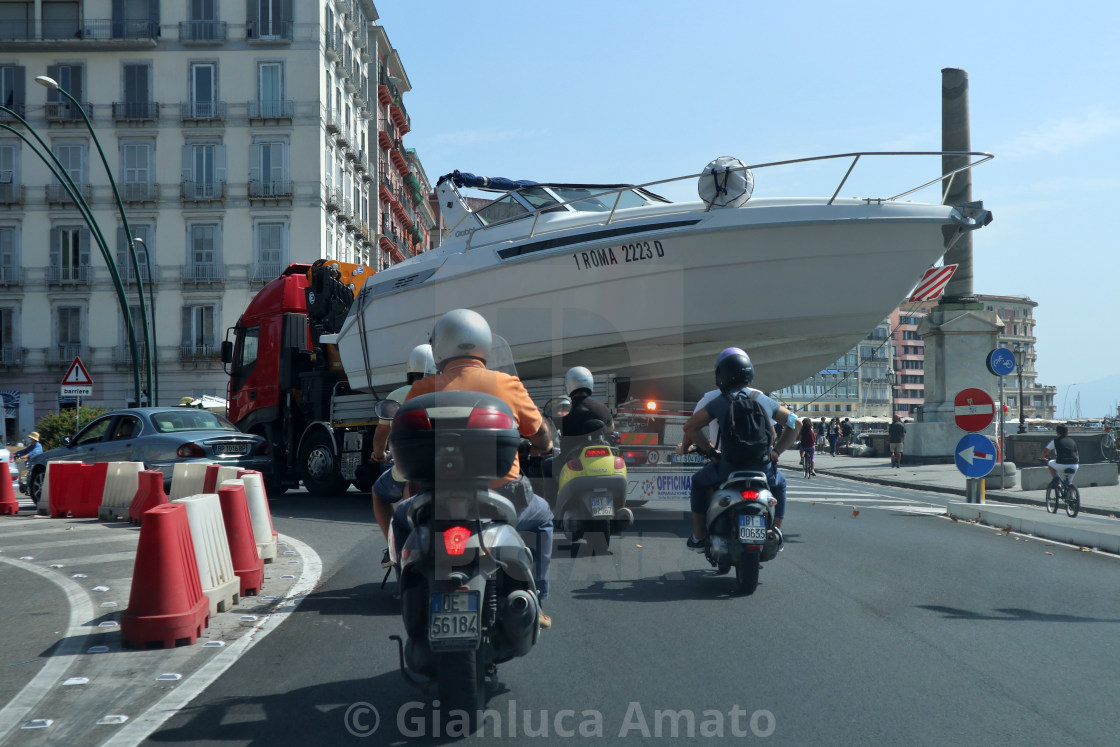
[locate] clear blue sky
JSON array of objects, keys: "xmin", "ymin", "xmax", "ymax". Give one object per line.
[{"xmin": 376, "ymin": 0, "xmax": 1119, "ymax": 406}]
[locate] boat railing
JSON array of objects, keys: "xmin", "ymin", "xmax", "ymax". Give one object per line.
[{"xmin": 450, "ymin": 150, "xmax": 993, "ymax": 253}]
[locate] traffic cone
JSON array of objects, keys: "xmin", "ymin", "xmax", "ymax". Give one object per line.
[
  {"xmin": 218, "ymin": 481, "xmax": 265, "ymax": 597},
  {"xmin": 120, "ymin": 503, "xmax": 210, "ymax": 649},
  {"xmin": 0, "ymin": 462, "xmax": 18, "ymax": 515},
  {"xmin": 202, "ymin": 463, "xmax": 222, "ymax": 493},
  {"xmin": 129, "ymin": 470, "xmax": 169, "ymax": 526}
]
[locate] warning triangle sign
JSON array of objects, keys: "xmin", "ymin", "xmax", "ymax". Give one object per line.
[{"xmin": 62, "ymin": 357, "xmax": 94, "ymax": 386}]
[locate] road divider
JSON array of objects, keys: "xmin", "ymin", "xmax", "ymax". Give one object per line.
[
  {"xmin": 218, "ymin": 481, "xmax": 265, "ymax": 597},
  {"xmin": 48, "ymin": 462, "xmax": 106, "ymax": 518},
  {"xmin": 129, "ymin": 470, "xmax": 170, "ymax": 525},
  {"xmin": 98, "ymin": 461, "xmax": 143, "ymax": 521},
  {"xmin": 171, "ymin": 493, "xmax": 241, "ymax": 616},
  {"xmin": 0, "ymin": 462, "xmax": 18, "ymax": 515},
  {"xmin": 237, "ymin": 470, "xmax": 278, "ymax": 562},
  {"xmin": 169, "ymin": 462, "xmax": 212, "ymax": 500}
]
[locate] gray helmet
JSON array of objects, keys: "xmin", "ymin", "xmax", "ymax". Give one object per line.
[
  {"xmin": 564, "ymin": 366, "xmax": 594, "ymax": 396},
  {"xmin": 406, "ymin": 344, "xmax": 436, "ymax": 376},
  {"xmin": 430, "ymin": 309, "xmax": 492, "ymax": 370}
]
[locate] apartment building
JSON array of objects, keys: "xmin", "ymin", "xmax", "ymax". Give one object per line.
[{"xmin": 0, "ymin": 0, "xmax": 438, "ymax": 433}]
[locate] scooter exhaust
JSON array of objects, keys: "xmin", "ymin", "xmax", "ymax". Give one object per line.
[{"xmin": 500, "ymin": 590, "xmax": 540, "ymax": 657}]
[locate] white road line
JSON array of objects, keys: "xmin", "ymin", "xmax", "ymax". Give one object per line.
[
  {"xmin": 1, "ymin": 535, "xmax": 139, "ymax": 552},
  {"xmin": 103, "ymin": 533, "xmax": 323, "ymax": 746},
  {"xmin": 0, "ymin": 556, "xmax": 95, "ymax": 741},
  {"xmin": 42, "ymin": 551, "xmax": 137, "ymax": 566},
  {"xmin": 789, "ymin": 496, "xmax": 911, "ymax": 503}
]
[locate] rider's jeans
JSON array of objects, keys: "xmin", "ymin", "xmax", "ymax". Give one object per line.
[
  {"xmin": 689, "ymin": 460, "xmax": 787, "ymax": 520},
  {"xmin": 390, "ymin": 476, "xmax": 554, "ymax": 600}
]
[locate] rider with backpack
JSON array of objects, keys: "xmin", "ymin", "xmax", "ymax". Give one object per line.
[{"xmin": 681, "ymin": 349, "xmax": 800, "ymax": 551}]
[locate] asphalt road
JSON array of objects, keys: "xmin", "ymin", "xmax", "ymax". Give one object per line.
[{"xmin": 140, "ymin": 476, "xmax": 1120, "ymax": 746}]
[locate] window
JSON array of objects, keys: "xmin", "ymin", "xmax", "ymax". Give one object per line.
[
  {"xmin": 255, "ymin": 222, "xmax": 286, "ymax": 277},
  {"xmin": 0, "ymin": 142, "xmax": 17, "ymax": 201},
  {"xmin": 0, "ymin": 66, "xmax": 25, "ymax": 116},
  {"xmin": 251, "ymin": 140, "xmax": 287, "ymax": 193},
  {"xmin": 181, "ymin": 304, "xmax": 216, "ymax": 356},
  {"xmin": 53, "ymin": 142, "xmax": 85, "ymax": 186},
  {"xmin": 231, "ymin": 324, "xmax": 260, "ymax": 393},
  {"xmin": 0, "ymin": 4, "xmax": 33, "ymax": 39},
  {"xmin": 121, "ymin": 63, "xmax": 152, "ymax": 119},
  {"xmin": 258, "ymin": 62, "xmax": 284, "ymax": 117},
  {"xmin": 189, "ymin": 223, "xmax": 219, "ymax": 269},
  {"xmin": 116, "ymin": 224, "xmax": 152, "ymax": 282},
  {"xmin": 42, "ymin": 2, "xmax": 80, "ymax": 39},
  {"xmin": 50, "ymin": 227, "xmax": 89, "ymax": 282},
  {"xmin": 46, "ymin": 64, "xmax": 84, "ymax": 113},
  {"xmin": 181, "ymin": 142, "xmax": 226, "ymax": 198},
  {"xmin": 190, "ymin": 63, "xmax": 216, "ymax": 118},
  {"xmin": 122, "ymin": 142, "xmax": 151, "ymax": 197},
  {"xmin": 56, "ymin": 305, "xmax": 83, "ymax": 352},
  {"xmin": 0, "ymin": 226, "xmax": 16, "ymax": 279},
  {"xmin": 0, "ymin": 306, "xmax": 15, "ymax": 364},
  {"xmin": 252, "ymin": 0, "xmax": 291, "ymax": 39}
]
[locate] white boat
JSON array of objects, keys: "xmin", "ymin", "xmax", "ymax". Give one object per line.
[{"xmin": 331, "ymin": 152, "xmax": 993, "ymax": 401}]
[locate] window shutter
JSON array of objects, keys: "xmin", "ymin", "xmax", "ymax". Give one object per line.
[
  {"xmin": 248, "ymin": 142, "xmax": 260, "ymax": 182},
  {"xmin": 117, "ymin": 226, "xmax": 127, "ymax": 260},
  {"xmin": 215, "ymin": 144, "xmax": 226, "ymax": 183},
  {"xmin": 50, "ymin": 227, "xmax": 61, "ymax": 265},
  {"xmin": 203, "ymin": 306, "xmax": 215, "ymax": 345},
  {"xmin": 46, "ymin": 66, "xmax": 60, "ymax": 103},
  {"xmin": 282, "ymin": 0, "xmax": 293, "ymax": 23},
  {"xmin": 78, "ymin": 228, "xmax": 90, "ymax": 266},
  {"xmin": 70, "ymin": 67, "xmax": 84, "ymax": 104},
  {"xmin": 148, "ymin": 0, "xmax": 160, "ymax": 28},
  {"xmin": 181, "ymin": 306, "xmax": 191, "ymax": 346},
  {"xmin": 180, "ymin": 145, "xmax": 192, "ymax": 182},
  {"xmin": 112, "ymin": 0, "xmax": 124, "ymax": 35},
  {"xmin": 13, "ymin": 67, "xmax": 25, "ymax": 107},
  {"xmin": 246, "ymin": 0, "xmax": 256, "ymax": 33}
]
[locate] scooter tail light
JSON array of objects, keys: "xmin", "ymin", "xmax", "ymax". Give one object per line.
[
  {"xmin": 614, "ymin": 457, "xmax": 625, "ymax": 470},
  {"xmin": 583, "ymin": 447, "xmax": 610, "ymax": 458},
  {"xmin": 394, "ymin": 409, "xmax": 432, "ymax": 431},
  {"xmin": 566, "ymin": 459, "xmax": 582, "ymax": 472},
  {"xmin": 442, "ymin": 526, "xmax": 471, "ymax": 556},
  {"xmin": 466, "ymin": 408, "xmax": 516, "ymax": 430},
  {"xmin": 741, "ymin": 489, "xmax": 760, "ymax": 501}
]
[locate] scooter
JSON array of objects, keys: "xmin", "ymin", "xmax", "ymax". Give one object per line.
[
  {"xmin": 381, "ymin": 391, "xmax": 542, "ymax": 720},
  {"xmin": 703, "ymin": 470, "xmax": 781, "ymax": 595},
  {"xmin": 553, "ymin": 426, "xmax": 633, "ymax": 552}
]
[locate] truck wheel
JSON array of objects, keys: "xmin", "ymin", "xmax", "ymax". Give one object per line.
[{"xmin": 299, "ymin": 431, "xmax": 350, "ymax": 496}]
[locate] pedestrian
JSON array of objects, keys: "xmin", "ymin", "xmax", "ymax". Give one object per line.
[
  {"xmin": 888, "ymin": 416, "xmax": 906, "ymax": 468},
  {"xmin": 840, "ymin": 418, "xmax": 853, "ymax": 452},
  {"xmin": 828, "ymin": 417, "xmax": 840, "ymax": 456}
]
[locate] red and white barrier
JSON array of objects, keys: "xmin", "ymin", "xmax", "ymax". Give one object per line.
[
  {"xmin": 171, "ymin": 493, "xmax": 241, "ymax": 616},
  {"xmin": 170, "ymin": 462, "xmax": 212, "ymax": 500},
  {"xmin": 98, "ymin": 461, "xmax": 144, "ymax": 521},
  {"xmin": 234, "ymin": 472, "xmax": 278, "ymax": 563}
]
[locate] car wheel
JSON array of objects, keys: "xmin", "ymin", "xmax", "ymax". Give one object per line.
[{"xmin": 29, "ymin": 466, "xmax": 45, "ymax": 505}]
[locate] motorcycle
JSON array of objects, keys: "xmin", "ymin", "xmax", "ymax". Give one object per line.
[
  {"xmin": 379, "ymin": 390, "xmax": 542, "ymax": 718},
  {"xmin": 552, "ymin": 422, "xmax": 633, "ymax": 552},
  {"xmin": 703, "ymin": 470, "xmax": 781, "ymax": 595}
]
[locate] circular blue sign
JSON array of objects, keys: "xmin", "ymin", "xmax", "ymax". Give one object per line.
[
  {"xmin": 986, "ymin": 348, "xmax": 1016, "ymax": 377},
  {"xmin": 955, "ymin": 433, "xmax": 997, "ymax": 478}
]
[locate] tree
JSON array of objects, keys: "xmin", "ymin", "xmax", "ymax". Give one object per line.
[{"xmin": 34, "ymin": 405, "xmax": 109, "ymax": 450}]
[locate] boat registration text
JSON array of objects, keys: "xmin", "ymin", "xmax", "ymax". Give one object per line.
[{"xmin": 573, "ymin": 240, "xmax": 665, "ymax": 271}]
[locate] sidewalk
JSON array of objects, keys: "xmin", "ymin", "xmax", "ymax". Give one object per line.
[{"xmin": 777, "ymin": 450, "xmax": 1120, "ymax": 553}]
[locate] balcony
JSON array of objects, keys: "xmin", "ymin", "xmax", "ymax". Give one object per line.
[
  {"xmin": 113, "ymin": 344, "xmax": 149, "ymax": 368},
  {"xmin": 121, "ymin": 182, "xmax": 159, "ymax": 204},
  {"xmin": 117, "ymin": 258, "xmax": 157, "ymax": 285},
  {"xmin": 325, "ymin": 33, "xmax": 341, "ymax": 61},
  {"xmin": 0, "ymin": 346, "xmax": 22, "ymax": 367},
  {"xmin": 0, "ymin": 183, "xmax": 25, "ymax": 205},
  {"xmin": 178, "ymin": 20, "xmax": 228, "ymax": 44},
  {"xmin": 180, "ymin": 181, "xmax": 225, "ymax": 204},
  {"xmin": 246, "ymin": 19, "xmax": 293, "ymax": 43},
  {"xmin": 250, "ymin": 261, "xmax": 284, "ymax": 286},
  {"xmin": 325, "ymin": 187, "xmax": 342, "ymax": 212},
  {"xmin": 46, "ymin": 101, "xmax": 93, "ymax": 123},
  {"xmin": 248, "ymin": 179, "xmax": 294, "ymax": 202},
  {"xmin": 390, "ymin": 103, "xmax": 410, "ymax": 134},
  {"xmin": 248, "ymin": 100, "xmax": 293, "ymax": 122},
  {"xmin": 324, "ymin": 110, "xmax": 340, "ymax": 134},
  {"xmin": 180, "ymin": 264, "xmax": 226, "ymax": 285},
  {"xmin": 343, "ymin": 145, "xmax": 357, "ymax": 162},
  {"xmin": 46, "ymin": 183, "xmax": 93, "ymax": 205},
  {"xmin": 112, "ymin": 101, "xmax": 160, "ymax": 122},
  {"xmin": 335, "ymin": 129, "xmax": 351, "ymax": 148},
  {"xmin": 47, "ymin": 344, "xmax": 87, "ymax": 366},
  {"xmin": 47, "ymin": 265, "xmax": 92, "ymax": 285},
  {"xmin": 377, "ymin": 129, "xmax": 392, "ymax": 151},
  {"xmin": 0, "ymin": 265, "xmax": 25, "ymax": 286},
  {"xmin": 0, "ymin": 19, "xmax": 158, "ymax": 47},
  {"xmin": 179, "ymin": 343, "xmax": 221, "ymax": 365},
  {"xmin": 0, "ymin": 103, "xmax": 26, "ymax": 123},
  {"xmin": 390, "ymin": 148, "xmax": 408, "ymax": 176},
  {"xmin": 179, "ymin": 101, "xmax": 227, "ymax": 124}
]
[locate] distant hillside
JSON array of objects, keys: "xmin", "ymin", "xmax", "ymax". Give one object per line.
[{"xmin": 1052, "ymin": 374, "xmax": 1120, "ymax": 419}]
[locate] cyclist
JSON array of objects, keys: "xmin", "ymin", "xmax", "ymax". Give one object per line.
[
  {"xmin": 798, "ymin": 417, "xmax": 817, "ymax": 476},
  {"xmin": 1041, "ymin": 423, "xmax": 1079, "ymax": 486}
]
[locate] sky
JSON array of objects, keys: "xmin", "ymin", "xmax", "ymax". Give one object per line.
[{"xmin": 374, "ymin": 1, "xmax": 1119, "ymax": 414}]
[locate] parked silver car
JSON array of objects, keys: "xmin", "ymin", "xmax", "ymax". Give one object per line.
[{"xmin": 24, "ymin": 407, "xmax": 270, "ymax": 506}]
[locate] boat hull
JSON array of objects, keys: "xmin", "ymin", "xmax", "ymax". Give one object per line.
[{"xmin": 336, "ymin": 200, "xmax": 964, "ymax": 400}]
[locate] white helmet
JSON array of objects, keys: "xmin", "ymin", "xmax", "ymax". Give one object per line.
[
  {"xmin": 430, "ymin": 309, "xmax": 492, "ymax": 370},
  {"xmin": 564, "ymin": 366, "xmax": 594, "ymax": 396},
  {"xmin": 406, "ymin": 344, "xmax": 436, "ymax": 376}
]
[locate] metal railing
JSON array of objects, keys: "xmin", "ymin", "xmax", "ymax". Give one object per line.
[
  {"xmin": 113, "ymin": 344, "xmax": 148, "ymax": 365},
  {"xmin": 116, "ymin": 258, "xmax": 156, "ymax": 284},
  {"xmin": 246, "ymin": 19, "xmax": 293, "ymax": 41},
  {"xmin": 0, "ymin": 347, "xmax": 21, "ymax": 366},
  {"xmin": 180, "ymin": 180, "xmax": 225, "ymax": 201},
  {"xmin": 447, "ymin": 150, "xmax": 996, "ymax": 252},
  {"xmin": 112, "ymin": 101, "xmax": 160, "ymax": 121},
  {"xmin": 179, "ymin": 101, "xmax": 227, "ymax": 122},
  {"xmin": 0, "ymin": 19, "xmax": 157, "ymax": 41},
  {"xmin": 46, "ymin": 101, "xmax": 93, "ymax": 122},
  {"xmin": 248, "ymin": 100, "xmax": 293, "ymax": 120},
  {"xmin": 0, "ymin": 265, "xmax": 24, "ymax": 285},
  {"xmin": 121, "ymin": 182, "xmax": 159, "ymax": 203},
  {"xmin": 47, "ymin": 266, "xmax": 92, "ymax": 284},
  {"xmin": 0, "ymin": 183, "xmax": 24, "ymax": 204},
  {"xmin": 48, "ymin": 344, "xmax": 85, "ymax": 365},
  {"xmin": 179, "ymin": 343, "xmax": 219, "ymax": 361},
  {"xmin": 0, "ymin": 103, "xmax": 26, "ymax": 121},
  {"xmin": 250, "ymin": 261, "xmax": 284, "ymax": 285},
  {"xmin": 178, "ymin": 20, "xmax": 228, "ymax": 43},
  {"xmin": 180, "ymin": 264, "xmax": 226, "ymax": 283},
  {"xmin": 248, "ymin": 180, "xmax": 294, "ymax": 199},
  {"xmin": 46, "ymin": 183, "xmax": 93, "ymax": 204}
]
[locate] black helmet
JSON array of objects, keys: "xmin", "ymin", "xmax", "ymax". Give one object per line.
[{"xmin": 715, "ymin": 352, "xmax": 754, "ymax": 392}]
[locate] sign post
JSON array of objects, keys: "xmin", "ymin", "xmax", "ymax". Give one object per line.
[
  {"xmin": 954, "ymin": 386, "xmax": 996, "ymax": 503},
  {"xmin": 61, "ymin": 357, "xmax": 94, "ymax": 431},
  {"xmin": 986, "ymin": 348, "xmax": 1016, "ymax": 487}
]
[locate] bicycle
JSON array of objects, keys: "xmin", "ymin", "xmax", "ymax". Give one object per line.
[
  {"xmin": 1042, "ymin": 462, "xmax": 1080, "ymax": 518},
  {"xmin": 800, "ymin": 448, "xmax": 814, "ymax": 479},
  {"xmin": 1101, "ymin": 421, "xmax": 1117, "ymax": 463}
]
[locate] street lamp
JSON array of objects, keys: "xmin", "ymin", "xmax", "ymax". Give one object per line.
[
  {"xmin": 130, "ymin": 236, "xmax": 158, "ymax": 405},
  {"xmin": 885, "ymin": 368, "xmax": 895, "ymax": 419},
  {"xmin": 0, "ymin": 105, "xmax": 141, "ymax": 406},
  {"xmin": 1014, "ymin": 342, "xmax": 1026, "ymax": 434},
  {"xmin": 35, "ymin": 75, "xmax": 153, "ymax": 407}
]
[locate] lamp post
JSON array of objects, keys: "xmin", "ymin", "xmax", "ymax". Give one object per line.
[
  {"xmin": 1014, "ymin": 343, "xmax": 1026, "ymax": 434},
  {"xmin": 885, "ymin": 368, "xmax": 895, "ymax": 419},
  {"xmin": 35, "ymin": 75, "xmax": 152, "ymax": 407},
  {"xmin": 131, "ymin": 236, "xmax": 158, "ymax": 405},
  {"xmin": 0, "ymin": 107, "xmax": 141, "ymax": 406}
]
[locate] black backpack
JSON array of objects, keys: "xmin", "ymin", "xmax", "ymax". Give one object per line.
[{"xmin": 720, "ymin": 390, "xmax": 772, "ymax": 467}]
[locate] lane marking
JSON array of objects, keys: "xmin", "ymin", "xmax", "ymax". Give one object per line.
[{"xmin": 104, "ymin": 533, "xmax": 323, "ymax": 746}]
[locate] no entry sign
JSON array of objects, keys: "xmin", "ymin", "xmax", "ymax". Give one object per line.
[{"xmin": 954, "ymin": 388, "xmax": 995, "ymax": 432}]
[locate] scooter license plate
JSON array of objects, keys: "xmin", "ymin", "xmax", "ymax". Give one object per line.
[
  {"xmin": 738, "ymin": 514, "xmax": 767, "ymax": 542},
  {"xmin": 590, "ymin": 496, "xmax": 614, "ymax": 517},
  {"xmin": 429, "ymin": 591, "xmax": 480, "ymax": 648}
]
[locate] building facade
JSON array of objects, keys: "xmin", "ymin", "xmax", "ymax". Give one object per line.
[{"xmin": 0, "ymin": 0, "xmax": 437, "ymax": 432}]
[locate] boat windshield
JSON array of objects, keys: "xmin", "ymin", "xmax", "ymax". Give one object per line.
[
  {"xmin": 474, "ymin": 194, "xmax": 530, "ymax": 226},
  {"xmin": 549, "ymin": 186, "xmax": 651, "ymax": 212},
  {"xmin": 472, "ymin": 185, "xmax": 655, "ymax": 226}
]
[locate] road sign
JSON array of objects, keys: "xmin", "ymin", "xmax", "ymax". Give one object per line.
[
  {"xmin": 954, "ymin": 388, "xmax": 994, "ymax": 432},
  {"xmin": 986, "ymin": 348, "xmax": 1016, "ymax": 377},
  {"xmin": 61, "ymin": 385, "xmax": 93, "ymax": 397},
  {"xmin": 62, "ymin": 357, "xmax": 94, "ymax": 386},
  {"xmin": 908, "ymin": 264, "xmax": 958, "ymax": 302},
  {"xmin": 955, "ymin": 433, "xmax": 997, "ymax": 478}
]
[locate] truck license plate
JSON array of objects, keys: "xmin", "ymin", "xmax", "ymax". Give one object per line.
[
  {"xmin": 738, "ymin": 514, "xmax": 767, "ymax": 542},
  {"xmin": 429, "ymin": 591, "xmax": 480, "ymax": 648},
  {"xmin": 591, "ymin": 496, "xmax": 614, "ymax": 517}
]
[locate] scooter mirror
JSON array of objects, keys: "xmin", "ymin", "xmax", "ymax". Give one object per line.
[{"xmin": 373, "ymin": 399, "xmax": 400, "ymax": 421}]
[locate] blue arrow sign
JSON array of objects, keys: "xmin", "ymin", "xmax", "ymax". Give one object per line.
[
  {"xmin": 955, "ymin": 433, "xmax": 997, "ymax": 478},
  {"xmin": 986, "ymin": 347, "xmax": 1016, "ymax": 377}
]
